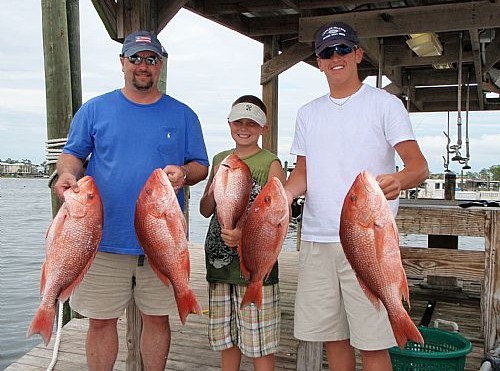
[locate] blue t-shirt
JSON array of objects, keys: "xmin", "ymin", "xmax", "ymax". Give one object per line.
[{"xmin": 63, "ymin": 89, "xmax": 209, "ymax": 255}]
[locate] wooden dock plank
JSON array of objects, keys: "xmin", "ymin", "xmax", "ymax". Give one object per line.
[{"xmin": 6, "ymin": 243, "xmax": 484, "ymax": 370}]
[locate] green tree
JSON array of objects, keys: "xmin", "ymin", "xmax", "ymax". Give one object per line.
[
  {"xmin": 462, "ymin": 171, "xmax": 478, "ymax": 179},
  {"xmin": 489, "ymin": 165, "xmax": 500, "ymax": 181},
  {"xmin": 479, "ymin": 168, "xmax": 491, "ymax": 179}
]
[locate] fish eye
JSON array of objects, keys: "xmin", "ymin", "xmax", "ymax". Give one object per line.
[
  {"xmin": 87, "ymin": 193, "xmax": 94, "ymax": 200},
  {"xmin": 350, "ymin": 194, "xmax": 357, "ymax": 202},
  {"xmin": 264, "ymin": 196, "xmax": 271, "ymax": 203},
  {"xmin": 146, "ymin": 188, "xmax": 153, "ymax": 195}
]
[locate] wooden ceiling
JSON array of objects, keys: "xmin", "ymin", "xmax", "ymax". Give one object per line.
[{"xmin": 92, "ymin": 0, "xmax": 500, "ymax": 112}]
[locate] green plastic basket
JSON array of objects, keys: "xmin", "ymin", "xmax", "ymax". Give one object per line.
[{"xmin": 389, "ymin": 326, "xmax": 472, "ymax": 371}]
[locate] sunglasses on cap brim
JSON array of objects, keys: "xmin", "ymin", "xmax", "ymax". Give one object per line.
[{"xmin": 317, "ymin": 44, "xmax": 357, "ymax": 59}]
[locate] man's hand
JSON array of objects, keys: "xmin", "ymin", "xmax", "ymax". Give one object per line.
[
  {"xmin": 163, "ymin": 165, "xmax": 186, "ymax": 193},
  {"xmin": 54, "ymin": 172, "xmax": 79, "ymax": 201}
]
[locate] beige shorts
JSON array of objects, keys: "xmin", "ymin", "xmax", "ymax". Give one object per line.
[
  {"xmin": 70, "ymin": 252, "xmax": 177, "ymax": 319},
  {"xmin": 294, "ymin": 241, "xmax": 397, "ymax": 351}
]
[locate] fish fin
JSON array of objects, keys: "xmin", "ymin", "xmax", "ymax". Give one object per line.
[
  {"xmin": 357, "ymin": 276, "xmax": 381, "ymax": 311},
  {"xmin": 27, "ymin": 304, "xmax": 56, "ymax": 346},
  {"xmin": 400, "ymin": 269, "xmax": 411, "ymax": 310},
  {"xmin": 240, "ymin": 281, "xmax": 263, "ymax": 310},
  {"xmin": 176, "ymin": 289, "xmax": 202, "ymax": 325},
  {"xmin": 47, "ymin": 204, "xmax": 68, "ymax": 234},
  {"xmin": 180, "ymin": 214, "xmax": 188, "ymax": 236},
  {"xmin": 373, "ymin": 223, "xmax": 388, "ymax": 262},
  {"xmin": 235, "ymin": 213, "xmax": 247, "ymax": 231},
  {"xmin": 147, "ymin": 258, "xmax": 172, "ymax": 287},
  {"xmin": 181, "ymin": 248, "xmax": 191, "ymax": 281},
  {"xmin": 238, "ymin": 245, "xmax": 251, "ymax": 280},
  {"xmin": 39, "ymin": 262, "xmax": 48, "ymax": 295},
  {"xmin": 389, "ymin": 309, "xmax": 424, "ymax": 349}
]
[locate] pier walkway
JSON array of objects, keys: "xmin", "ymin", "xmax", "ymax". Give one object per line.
[{"xmin": 6, "ymin": 243, "xmax": 484, "ymax": 370}]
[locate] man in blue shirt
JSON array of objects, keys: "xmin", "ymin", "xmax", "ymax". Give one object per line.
[{"xmin": 54, "ymin": 30, "xmax": 209, "ymax": 370}]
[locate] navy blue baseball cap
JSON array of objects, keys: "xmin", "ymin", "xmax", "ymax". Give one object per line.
[
  {"xmin": 121, "ymin": 31, "xmax": 163, "ymax": 57},
  {"xmin": 315, "ymin": 22, "xmax": 359, "ymax": 55}
]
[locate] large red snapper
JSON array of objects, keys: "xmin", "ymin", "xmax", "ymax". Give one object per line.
[
  {"xmin": 27, "ymin": 176, "xmax": 103, "ymax": 345},
  {"xmin": 239, "ymin": 177, "xmax": 289, "ymax": 309},
  {"xmin": 339, "ymin": 171, "xmax": 423, "ymax": 349},
  {"xmin": 135, "ymin": 168, "xmax": 201, "ymax": 324},
  {"xmin": 212, "ymin": 154, "xmax": 252, "ymax": 230}
]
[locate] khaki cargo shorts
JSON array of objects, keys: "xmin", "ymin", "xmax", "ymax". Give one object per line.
[
  {"xmin": 294, "ymin": 241, "xmax": 397, "ymax": 350},
  {"xmin": 70, "ymin": 251, "xmax": 177, "ymax": 319}
]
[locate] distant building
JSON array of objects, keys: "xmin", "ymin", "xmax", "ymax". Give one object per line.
[{"xmin": 0, "ymin": 162, "xmax": 39, "ymax": 176}]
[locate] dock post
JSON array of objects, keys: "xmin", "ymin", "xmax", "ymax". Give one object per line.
[
  {"xmin": 444, "ymin": 171, "xmax": 457, "ymax": 200},
  {"xmin": 483, "ymin": 210, "xmax": 500, "ymax": 353},
  {"xmin": 296, "ymin": 341, "xmax": 323, "ymax": 370}
]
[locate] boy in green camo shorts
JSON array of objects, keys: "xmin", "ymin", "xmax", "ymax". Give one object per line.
[{"xmin": 200, "ymin": 95, "xmax": 286, "ymax": 371}]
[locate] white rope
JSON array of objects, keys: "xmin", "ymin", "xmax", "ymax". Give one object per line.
[
  {"xmin": 46, "ymin": 300, "xmax": 64, "ymax": 371},
  {"xmin": 45, "ymin": 138, "xmax": 67, "ymax": 187}
]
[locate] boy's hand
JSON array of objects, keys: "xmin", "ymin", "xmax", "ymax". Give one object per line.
[{"xmin": 221, "ymin": 227, "xmax": 242, "ymax": 249}]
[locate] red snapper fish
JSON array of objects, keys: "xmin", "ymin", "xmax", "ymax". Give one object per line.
[
  {"xmin": 339, "ymin": 171, "xmax": 424, "ymax": 349},
  {"xmin": 135, "ymin": 168, "xmax": 201, "ymax": 324},
  {"xmin": 27, "ymin": 176, "xmax": 103, "ymax": 345},
  {"xmin": 239, "ymin": 177, "xmax": 289, "ymax": 309},
  {"xmin": 212, "ymin": 154, "xmax": 252, "ymax": 230}
]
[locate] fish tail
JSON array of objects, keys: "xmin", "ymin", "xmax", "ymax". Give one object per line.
[
  {"xmin": 176, "ymin": 289, "xmax": 202, "ymax": 325},
  {"xmin": 389, "ymin": 310, "xmax": 424, "ymax": 349},
  {"xmin": 240, "ymin": 281, "xmax": 263, "ymax": 310},
  {"xmin": 27, "ymin": 305, "xmax": 56, "ymax": 346}
]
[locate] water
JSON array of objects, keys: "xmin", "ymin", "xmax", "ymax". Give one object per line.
[
  {"xmin": 0, "ymin": 178, "xmax": 483, "ymax": 370},
  {"xmin": 0, "ymin": 178, "xmax": 50, "ymax": 370}
]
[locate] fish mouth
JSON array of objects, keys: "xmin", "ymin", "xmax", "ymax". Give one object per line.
[
  {"xmin": 359, "ymin": 171, "xmax": 378, "ymax": 194},
  {"xmin": 155, "ymin": 169, "xmax": 170, "ymax": 187}
]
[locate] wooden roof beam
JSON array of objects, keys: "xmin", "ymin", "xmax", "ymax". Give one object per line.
[
  {"xmin": 414, "ymin": 86, "xmax": 480, "ymax": 104},
  {"xmin": 405, "ymin": 69, "xmax": 477, "ymax": 87},
  {"xmin": 92, "ymin": 0, "xmax": 187, "ymax": 41},
  {"xmin": 468, "ymin": 29, "xmax": 484, "ymax": 110},
  {"xmin": 91, "ymin": 0, "xmax": 118, "ymax": 39},
  {"xmin": 419, "ymin": 100, "xmax": 484, "ymax": 112},
  {"xmin": 483, "ymin": 31, "xmax": 500, "ymax": 72},
  {"xmin": 299, "ymin": 1, "xmax": 500, "ymax": 41},
  {"xmin": 384, "ymin": 47, "xmax": 473, "ymax": 68},
  {"xmin": 261, "ymin": 42, "xmax": 314, "ymax": 84},
  {"xmin": 190, "ymin": 0, "xmax": 393, "ymax": 16},
  {"xmin": 158, "ymin": 1, "xmax": 189, "ymax": 32}
]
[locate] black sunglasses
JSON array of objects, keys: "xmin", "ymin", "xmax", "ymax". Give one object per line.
[
  {"xmin": 123, "ymin": 54, "xmax": 162, "ymax": 65},
  {"xmin": 318, "ymin": 44, "xmax": 357, "ymax": 59}
]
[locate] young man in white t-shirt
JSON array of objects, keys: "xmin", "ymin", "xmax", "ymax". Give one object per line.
[{"xmin": 284, "ymin": 21, "xmax": 429, "ymax": 371}]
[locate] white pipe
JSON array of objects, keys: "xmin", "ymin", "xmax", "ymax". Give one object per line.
[{"xmin": 46, "ymin": 300, "xmax": 64, "ymax": 371}]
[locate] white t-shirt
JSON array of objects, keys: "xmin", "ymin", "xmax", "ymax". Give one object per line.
[{"xmin": 290, "ymin": 84, "xmax": 416, "ymax": 242}]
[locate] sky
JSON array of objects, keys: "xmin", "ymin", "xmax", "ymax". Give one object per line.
[{"xmin": 1, "ymin": 1, "xmax": 499, "ymax": 175}]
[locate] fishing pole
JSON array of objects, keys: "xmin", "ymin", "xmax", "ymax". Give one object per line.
[
  {"xmin": 443, "ymin": 111, "xmax": 451, "ymax": 172},
  {"xmin": 462, "ymin": 70, "xmax": 471, "ymax": 169},
  {"xmin": 451, "ymin": 32, "xmax": 463, "ymax": 162}
]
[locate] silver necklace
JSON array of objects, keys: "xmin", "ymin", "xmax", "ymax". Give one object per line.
[{"xmin": 329, "ymin": 84, "xmax": 363, "ymax": 110}]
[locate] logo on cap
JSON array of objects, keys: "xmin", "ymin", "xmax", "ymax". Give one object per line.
[
  {"xmin": 322, "ymin": 26, "xmax": 347, "ymax": 41},
  {"xmin": 135, "ymin": 36, "xmax": 152, "ymax": 44}
]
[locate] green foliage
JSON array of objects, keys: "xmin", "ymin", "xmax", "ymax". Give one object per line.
[{"xmin": 489, "ymin": 165, "xmax": 500, "ymax": 181}]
